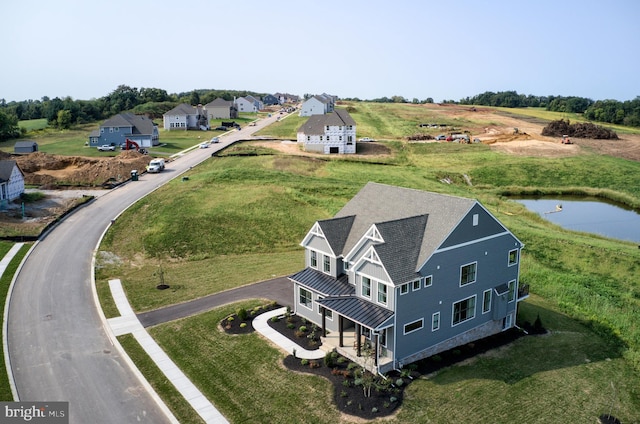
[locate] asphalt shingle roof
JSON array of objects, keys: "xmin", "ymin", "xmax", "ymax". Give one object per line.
[
  {"xmin": 0, "ymin": 160, "xmax": 21, "ymax": 182},
  {"xmin": 297, "ymin": 109, "xmax": 356, "ymax": 135},
  {"xmin": 334, "ymin": 182, "xmax": 475, "ymax": 271},
  {"xmin": 101, "ymin": 112, "xmax": 156, "ymax": 135}
]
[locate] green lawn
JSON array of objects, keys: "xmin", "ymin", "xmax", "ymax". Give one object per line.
[
  {"xmin": 95, "ymin": 135, "xmax": 640, "ymax": 422},
  {"xmin": 0, "ymin": 242, "xmax": 31, "ymax": 401},
  {"xmin": 6, "ymin": 102, "xmax": 640, "ymax": 421}
]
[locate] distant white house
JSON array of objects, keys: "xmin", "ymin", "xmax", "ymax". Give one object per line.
[
  {"xmin": 205, "ymin": 98, "xmax": 238, "ymax": 120},
  {"xmin": 244, "ymin": 95, "xmax": 264, "ymax": 111},
  {"xmin": 297, "ymin": 109, "xmax": 356, "ymax": 154},
  {"xmin": 0, "ymin": 160, "xmax": 25, "ymax": 202},
  {"xmin": 299, "ymin": 94, "xmax": 335, "ymax": 116},
  {"xmin": 234, "ymin": 97, "xmax": 258, "ymax": 113},
  {"xmin": 163, "ymin": 104, "xmax": 209, "ymax": 130}
]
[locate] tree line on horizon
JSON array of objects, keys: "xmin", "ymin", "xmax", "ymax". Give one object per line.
[{"xmin": 1, "ymin": 86, "xmax": 639, "ymax": 142}]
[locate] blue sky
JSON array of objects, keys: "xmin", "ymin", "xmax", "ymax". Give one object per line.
[{"xmin": 2, "ymin": 0, "xmax": 639, "ymax": 103}]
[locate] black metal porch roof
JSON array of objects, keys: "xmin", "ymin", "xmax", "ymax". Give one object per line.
[
  {"xmin": 317, "ymin": 296, "xmax": 395, "ymax": 330},
  {"xmin": 288, "ymin": 267, "xmax": 354, "ymax": 297}
]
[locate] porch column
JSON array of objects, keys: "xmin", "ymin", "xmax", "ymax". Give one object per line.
[
  {"xmin": 356, "ymin": 323, "xmax": 361, "ymax": 357},
  {"xmin": 321, "ymin": 307, "xmax": 327, "ymax": 337},
  {"xmin": 339, "ymin": 315, "xmax": 344, "ymax": 347},
  {"xmin": 373, "ymin": 333, "xmax": 379, "ymax": 368}
]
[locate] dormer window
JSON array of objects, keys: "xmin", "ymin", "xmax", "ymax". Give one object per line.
[
  {"xmin": 323, "ymin": 255, "xmax": 331, "ymax": 273},
  {"xmin": 310, "ymin": 250, "xmax": 317, "ymax": 268}
]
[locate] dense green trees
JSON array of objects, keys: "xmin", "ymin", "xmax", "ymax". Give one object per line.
[{"xmin": 0, "ymin": 110, "xmax": 22, "ymax": 141}]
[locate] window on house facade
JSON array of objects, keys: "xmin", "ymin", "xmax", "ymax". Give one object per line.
[
  {"xmin": 323, "ymin": 255, "xmax": 331, "ymax": 273},
  {"xmin": 482, "ymin": 289, "xmax": 492, "ymax": 313},
  {"xmin": 412, "ymin": 279, "xmax": 421, "ymax": 291},
  {"xmin": 424, "ymin": 275, "xmax": 433, "ymax": 288},
  {"xmin": 377, "ymin": 282, "xmax": 387, "ymax": 305},
  {"xmin": 317, "ymin": 298, "xmax": 333, "ymax": 319},
  {"xmin": 307, "ymin": 136, "xmax": 310, "ymax": 141},
  {"xmin": 473, "ymin": 213, "xmax": 479, "ymax": 226},
  {"xmin": 115, "ymin": 127, "xmax": 119, "ymax": 132},
  {"xmin": 100, "ymin": 128, "xmax": 104, "ymax": 133},
  {"xmin": 310, "ymin": 251, "xmax": 317, "ymax": 268},
  {"xmin": 362, "ymin": 276, "xmax": 371, "ymax": 298},
  {"xmin": 503, "ymin": 313, "xmax": 513, "ymax": 329},
  {"xmin": 460, "ymin": 262, "xmax": 477, "ymax": 286},
  {"xmin": 508, "ymin": 280, "xmax": 516, "ymax": 302},
  {"xmin": 508, "ymin": 249, "xmax": 519, "ymax": 266},
  {"xmin": 379, "ymin": 329, "xmax": 387, "ymax": 347},
  {"xmin": 404, "ymin": 319, "xmax": 423, "ymax": 335},
  {"xmin": 299, "ymin": 287, "xmax": 312, "ymax": 309},
  {"xmin": 452, "ymin": 295, "xmax": 476, "ymax": 326},
  {"xmin": 320, "ymin": 136, "xmax": 323, "ymax": 141},
  {"xmin": 400, "ymin": 283, "xmax": 409, "ymax": 295},
  {"xmin": 432, "ymin": 312, "xmax": 440, "ymax": 331},
  {"xmin": 109, "ymin": 127, "xmax": 113, "ymax": 133},
  {"xmin": 326, "ymin": 126, "xmax": 330, "ymax": 131}
]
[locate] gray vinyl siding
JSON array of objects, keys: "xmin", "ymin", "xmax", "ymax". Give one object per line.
[
  {"xmin": 294, "ymin": 283, "xmax": 340, "ymax": 332},
  {"xmin": 440, "ymin": 203, "xmax": 509, "ymax": 249},
  {"xmin": 393, "ymin": 232, "xmax": 520, "ymax": 361},
  {"xmin": 306, "ymin": 234, "xmax": 332, "ymax": 254}
]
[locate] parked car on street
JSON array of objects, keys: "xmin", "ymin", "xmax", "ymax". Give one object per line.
[
  {"xmin": 97, "ymin": 144, "xmax": 115, "ymax": 151},
  {"xmin": 199, "ymin": 142, "xmax": 209, "ymax": 149},
  {"xmin": 214, "ymin": 126, "xmax": 228, "ymax": 131},
  {"xmin": 358, "ymin": 137, "xmax": 375, "ymax": 142}
]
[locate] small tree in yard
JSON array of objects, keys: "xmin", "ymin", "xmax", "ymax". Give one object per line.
[{"xmin": 354, "ymin": 345, "xmax": 376, "ymax": 398}]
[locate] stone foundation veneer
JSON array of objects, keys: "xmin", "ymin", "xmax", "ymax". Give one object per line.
[{"xmin": 396, "ymin": 319, "xmax": 506, "ymax": 369}]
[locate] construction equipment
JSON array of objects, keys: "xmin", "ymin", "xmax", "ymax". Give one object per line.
[
  {"xmin": 561, "ymin": 135, "xmax": 573, "ymax": 144},
  {"xmin": 122, "ymin": 138, "xmax": 148, "ymax": 154}
]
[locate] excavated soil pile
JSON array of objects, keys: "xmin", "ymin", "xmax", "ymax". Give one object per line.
[
  {"xmin": 542, "ymin": 119, "xmax": 619, "ymax": 139},
  {"xmin": 11, "ymin": 151, "xmax": 152, "ymax": 188}
]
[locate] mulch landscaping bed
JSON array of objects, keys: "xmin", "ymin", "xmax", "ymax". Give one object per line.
[
  {"xmin": 221, "ymin": 302, "xmax": 281, "ymax": 335},
  {"xmin": 223, "ymin": 307, "xmax": 544, "ymax": 419}
]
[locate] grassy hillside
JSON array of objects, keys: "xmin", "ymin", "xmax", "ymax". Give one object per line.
[{"xmin": 95, "ymin": 131, "xmax": 640, "ymax": 422}]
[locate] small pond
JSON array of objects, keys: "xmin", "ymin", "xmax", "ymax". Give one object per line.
[{"xmin": 515, "ymin": 198, "xmax": 640, "ymax": 244}]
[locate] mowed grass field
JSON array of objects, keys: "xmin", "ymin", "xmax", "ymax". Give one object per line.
[
  {"xmin": 6, "ymin": 102, "xmax": 640, "ymax": 422},
  {"xmin": 96, "ymin": 117, "xmax": 640, "ymax": 422}
]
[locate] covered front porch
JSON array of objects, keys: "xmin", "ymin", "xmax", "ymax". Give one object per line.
[{"xmin": 317, "ymin": 297, "xmax": 395, "ymax": 375}]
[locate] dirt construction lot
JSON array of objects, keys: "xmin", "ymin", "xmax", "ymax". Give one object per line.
[{"xmin": 1, "ymin": 106, "xmax": 639, "ymax": 236}]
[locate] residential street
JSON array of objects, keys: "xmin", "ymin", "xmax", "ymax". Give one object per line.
[{"xmin": 6, "ymin": 114, "xmax": 283, "ymax": 423}]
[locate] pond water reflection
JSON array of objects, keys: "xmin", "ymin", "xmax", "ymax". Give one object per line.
[{"xmin": 515, "ymin": 198, "xmax": 640, "ymax": 244}]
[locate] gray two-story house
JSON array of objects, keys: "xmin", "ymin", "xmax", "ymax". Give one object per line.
[
  {"xmin": 289, "ymin": 182, "xmax": 527, "ymax": 374},
  {"xmin": 89, "ymin": 113, "xmax": 159, "ymax": 148}
]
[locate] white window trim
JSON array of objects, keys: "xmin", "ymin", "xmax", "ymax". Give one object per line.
[
  {"xmin": 361, "ymin": 276, "xmax": 371, "ymax": 299},
  {"xmin": 508, "ymin": 279, "xmax": 516, "ymax": 303},
  {"xmin": 400, "ymin": 283, "xmax": 409, "ymax": 295},
  {"xmin": 482, "ymin": 289, "xmax": 492, "ymax": 314},
  {"xmin": 508, "ymin": 249, "xmax": 519, "ymax": 267},
  {"xmin": 451, "ymin": 294, "xmax": 477, "ymax": 327},
  {"xmin": 310, "ymin": 250, "xmax": 318, "ymax": 269},
  {"xmin": 377, "ymin": 282, "xmax": 388, "ymax": 306},
  {"xmin": 299, "ymin": 287, "xmax": 313, "ymax": 310},
  {"xmin": 403, "ymin": 318, "xmax": 424, "ymax": 335},
  {"xmin": 459, "ymin": 261, "xmax": 477, "ymax": 287},
  {"xmin": 317, "ymin": 297, "xmax": 333, "ymax": 321},
  {"xmin": 412, "ymin": 279, "xmax": 421, "ymax": 292},
  {"xmin": 432, "ymin": 312, "xmax": 440, "ymax": 331},
  {"xmin": 424, "ymin": 275, "xmax": 433, "ymax": 288}
]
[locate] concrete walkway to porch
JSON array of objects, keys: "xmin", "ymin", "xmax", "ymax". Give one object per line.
[{"xmin": 252, "ymin": 307, "xmax": 325, "ymax": 360}]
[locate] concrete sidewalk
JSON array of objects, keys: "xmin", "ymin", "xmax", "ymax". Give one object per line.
[
  {"xmin": 0, "ymin": 244, "xmax": 23, "ymax": 280},
  {"xmin": 107, "ymin": 279, "xmax": 229, "ymax": 424},
  {"xmin": 252, "ymin": 307, "xmax": 325, "ymax": 360}
]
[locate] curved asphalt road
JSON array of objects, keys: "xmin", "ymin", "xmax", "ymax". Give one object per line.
[{"xmin": 6, "ymin": 115, "xmax": 284, "ymax": 423}]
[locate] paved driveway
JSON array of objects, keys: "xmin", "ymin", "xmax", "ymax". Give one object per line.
[
  {"xmin": 6, "ymin": 114, "xmax": 285, "ymax": 423},
  {"xmin": 137, "ymin": 277, "xmax": 293, "ymax": 327}
]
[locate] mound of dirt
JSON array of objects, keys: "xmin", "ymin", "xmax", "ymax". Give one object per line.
[
  {"xmin": 14, "ymin": 151, "xmax": 152, "ymax": 187},
  {"xmin": 542, "ymin": 119, "xmax": 619, "ymax": 139}
]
